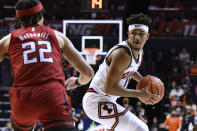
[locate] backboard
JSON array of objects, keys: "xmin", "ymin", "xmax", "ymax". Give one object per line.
[{"xmin": 63, "ymin": 20, "xmax": 123, "ymax": 63}]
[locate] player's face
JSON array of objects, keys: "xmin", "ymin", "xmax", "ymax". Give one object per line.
[{"xmin": 128, "ymin": 29, "xmax": 150, "ymax": 51}]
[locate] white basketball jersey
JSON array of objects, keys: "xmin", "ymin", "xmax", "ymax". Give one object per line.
[{"xmin": 89, "ymin": 40, "xmax": 143, "ymax": 99}]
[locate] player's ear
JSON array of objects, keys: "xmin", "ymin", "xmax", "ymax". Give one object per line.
[
  {"xmin": 127, "ymin": 31, "xmax": 130, "ymax": 36},
  {"xmin": 146, "ymin": 33, "xmax": 150, "ymax": 40},
  {"xmin": 38, "ymin": 16, "xmax": 44, "ymax": 25},
  {"xmin": 37, "ymin": 14, "xmax": 43, "ymax": 21}
]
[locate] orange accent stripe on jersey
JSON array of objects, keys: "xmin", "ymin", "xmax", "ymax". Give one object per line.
[
  {"xmin": 87, "ymin": 88, "xmax": 110, "ymax": 97},
  {"xmin": 98, "ymin": 102, "xmax": 128, "ymax": 119},
  {"xmin": 111, "ymin": 104, "xmax": 119, "ymax": 131},
  {"xmin": 87, "ymin": 89, "xmax": 96, "ymax": 92},
  {"xmin": 87, "ymin": 88, "xmax": 97, "ymax": 93},
  {"xmin": 111, "ymin": 117, "xmax": 119, "ymax": 131},
  {"xmin": 98, "ymin": 102, "xmax": 127, "ymax": 130},
  {"xmin": 99, "ymin": 107, "xmax": 128, "ymax": 118}
]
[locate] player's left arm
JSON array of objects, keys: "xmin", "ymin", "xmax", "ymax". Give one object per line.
[
  {"xmin": 0, "ymin": 34, "xmax": 10, "ymax": 62},
  {"xmin": 131, "ymin": 71, "xmax": 143, "ymax": 82}
]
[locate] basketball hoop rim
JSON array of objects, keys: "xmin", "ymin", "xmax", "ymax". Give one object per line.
[{"xmin": 84, "ymin": 48, "xmax": 99, "ymax": 55}]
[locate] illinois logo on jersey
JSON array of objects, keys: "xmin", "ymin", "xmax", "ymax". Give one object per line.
[{"xmin": 122, "ymin": 71, "xmax": 135, "ymax": 79}]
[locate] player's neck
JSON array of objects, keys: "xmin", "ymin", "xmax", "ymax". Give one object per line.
[
  {"xmin": 127, "ymin": 40, "xmax": 141, "ymax": 59},
  {"xmin": 131, "ymin": 48, "xmax": 141, "ymax": 59}
]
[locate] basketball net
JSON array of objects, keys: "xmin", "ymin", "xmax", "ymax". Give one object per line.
[{"xmin": 84, "ymin": 48, "xmax": 99, "ymax": 65}]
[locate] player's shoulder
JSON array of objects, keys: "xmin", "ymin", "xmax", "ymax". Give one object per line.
[
  {"xmin": 116, "ymin": 47, "xmax": 130, "ymax": 56},
  {"xmin": 110, "ymin": 47, "xmax": 131, "ymax": 68},
  {"xmin": 53, "ymin": 29, "xmax": 68, "ymax": 40},
  {"xmin": 0, "ymin": 33, "xmax": 10, "ymax": 61},
  {"xmin": 116, "ymin": 40, "xmax": 131, "ymax": 55},
  {"xmin": 1, "ymin": 33, "xmax": 11, "ymax": 41},
  {"xmin": 113, "ymin": 46, "xmax": 131, "ymax": 59},
  {"xmin": 110, "ymin": 40, "xmax": 131, "ymax": 61},
  {"xmin": 53, "ymin": 29, "xmax": 72, "ymax": 49},
  {"xmin": 0, "ymin": 33, "xmax": 11, "ymax": 46},
  {"xmin": 53, "ymin": 29, "xmax": 66, "ymax": 48}
]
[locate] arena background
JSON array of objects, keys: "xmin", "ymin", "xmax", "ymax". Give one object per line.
[{"xmin": 0, "ymin": 0, "xmax": 197, "ymax": 131}]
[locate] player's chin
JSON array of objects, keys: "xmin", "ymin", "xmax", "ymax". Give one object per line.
[
  {"xmin": 133, "ymin": 46, "xmax": 142, "ymax": 51},
  {"xmin": 132, "ymin": 44, "xmax": 142, "ymax": 50}
]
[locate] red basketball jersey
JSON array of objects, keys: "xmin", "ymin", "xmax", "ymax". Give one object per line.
[{"xmin": 9, "ymin": 25, "xmax": 65, "ymax": 87}]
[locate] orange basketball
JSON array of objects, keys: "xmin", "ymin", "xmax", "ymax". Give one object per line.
[{"xmin": 136, "ymin": 75, "xmax": 165, "ymax": 105}]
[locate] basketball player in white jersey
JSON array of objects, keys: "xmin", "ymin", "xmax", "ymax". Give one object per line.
[{"xmin": 83, "ymin": 13, "xmax": 159, "ymax": 131}]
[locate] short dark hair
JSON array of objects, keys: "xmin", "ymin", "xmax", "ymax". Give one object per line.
[
  {"xmin": 126, "ymin": 13, "xmax": 152, "ymax": 27},
  {"xmin": 13, "ymin": 0, "xmax": 45, "ymax": 29}
]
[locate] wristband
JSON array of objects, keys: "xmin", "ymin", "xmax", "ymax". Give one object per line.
[{"xmin": 75, "ymin": 79, "xmax": 82, "ymax": 86}]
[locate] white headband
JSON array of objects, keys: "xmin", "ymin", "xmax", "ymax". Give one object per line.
[{"xmin": 128, "ymin": 24, "xmax": 149, "ymax": 33}]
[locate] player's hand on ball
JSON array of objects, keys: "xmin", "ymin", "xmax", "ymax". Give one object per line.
[
  {"xmin": 136, "ymin": 75, "xmax": 165, "ymax": 105},
  {"xmin": 137, "ymin": 83, "xmax": 160, "ymax": 105},
  {"xmin": 65, "ymin": 77, "xmax": 79, "ymax": 90}
]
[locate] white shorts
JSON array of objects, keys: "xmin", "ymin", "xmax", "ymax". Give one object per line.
[{"xmin": 82, "ymin": 92, "xmax": 149, "ymax": 131}]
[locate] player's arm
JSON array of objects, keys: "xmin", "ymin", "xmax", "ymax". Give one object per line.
[
  {"xmin": 0, "ymin": 34, "xmax": 10, "ymax": 62},
  {"xmin": 104, "ymin": 48, "xmax": 157, "ymax": 103},
  {"xmin": 131, "ymin": 71, "xmax": 143, "ymax": 82},
  {"xmin": 104, "ymin": 48, "xmax": 142, "ymax": 98},
  {"xmin": 54, "ymin": 30, "xmax": 94, "ymax": 86}
]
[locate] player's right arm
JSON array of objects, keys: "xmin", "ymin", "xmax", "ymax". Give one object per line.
[
  {"xmin": 104, "ymin": 48, "xmax": 156, "ymax": 103},
  {"xmin": 54, "ymin": 30, "xmax": 94, "ymax": 88},
  {"xmin": 0, "ymin": 34, "xmax": 10, "ymax": 62}
]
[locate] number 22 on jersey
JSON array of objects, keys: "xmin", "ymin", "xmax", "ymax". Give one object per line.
[{"xmin": 22, "ymin": 40, "xmax": 53, "ymax": 64}]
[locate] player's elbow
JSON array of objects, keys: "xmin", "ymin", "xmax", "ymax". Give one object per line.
[
  {"xmin": 82, "ymin": 67, "xmax": 94, "ymax": 81},
  {"xmin": 87, "ymin": 67, "xmax": 94, "ymax": 80}
]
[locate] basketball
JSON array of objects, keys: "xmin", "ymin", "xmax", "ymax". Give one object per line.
[{"xmin": 136, "ymin": 75, "xmax": 165, "ymax": 105}]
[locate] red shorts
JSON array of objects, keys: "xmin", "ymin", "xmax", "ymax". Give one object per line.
[{"xmin": 9, "ymin": 82, "xmax": 74, "ymax": 130}]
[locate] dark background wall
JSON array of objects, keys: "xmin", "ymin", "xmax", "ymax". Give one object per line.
[{"xmin": 145, "ymin": 38, "xmax": 197, "ymax": 53}]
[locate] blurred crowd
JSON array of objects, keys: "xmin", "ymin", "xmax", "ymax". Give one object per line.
[{"xmin": 141, "ymin": 47, "xmax": 197, "ymax": 131}]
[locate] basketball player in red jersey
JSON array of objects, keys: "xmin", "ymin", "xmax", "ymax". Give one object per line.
[{"xmin": 0, "ymin": 0, "xmax": 94, "ymax": 131}]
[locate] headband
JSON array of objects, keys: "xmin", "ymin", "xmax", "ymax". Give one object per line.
[
  {"xmin": 16, "ymin": 2, "xmax": 43, "ymax": 18},
  {"xmin": 128, "ymin": 24, "xmax": 149, "ymax": 33}
]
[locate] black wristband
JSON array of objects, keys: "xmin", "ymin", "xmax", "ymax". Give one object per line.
[{"xmin": 75, "ymin": 79, "xmax": 81, "ymax": 86}]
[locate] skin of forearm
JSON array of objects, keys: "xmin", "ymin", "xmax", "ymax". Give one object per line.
[
  {"xmin": 105, "ymin": 85, "xmax": 140, "ymax": 98},
  {"xmin": 131, "ymin": 71, "xmax": 143, "ymax": 82}
]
